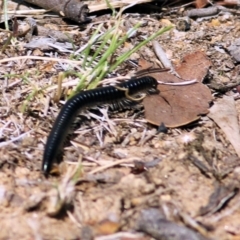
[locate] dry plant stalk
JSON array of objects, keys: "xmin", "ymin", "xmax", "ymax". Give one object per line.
[
  {"xmin": 88, "ymin": 0, "xmax": 154, "ymax": 12},
  {"xmin": 23, "ymin": 0, "xmax": 155, "ymax": 22},
  {"xmin": 24, "ymin": 0, "xmax": 89, "ymax": 23}
]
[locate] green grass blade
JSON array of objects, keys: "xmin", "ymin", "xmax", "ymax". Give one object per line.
[{"xmin": 109, "ymin": 25, "xmax": 173, "ymax": 72}]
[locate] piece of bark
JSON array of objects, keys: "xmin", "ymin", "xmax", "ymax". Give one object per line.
[
  {"xmin": 208, "ymin": 96, "xmax": 240, "ymax": 158},
  {"xmin": 36, "ymin": 25, "xmax": 74, "ymax": 42},
  {"xmin": 24, "ymin": 0, "xmax": 89, "ymax": 23},
  {"xmin": 198, "ymin": 185, "xmax": 238, "ymax": 216},
  {"xmin": 186, "ymin": 6, "xmax": 222, "ymax": 18},
  {"xmin": 195, "ymin": 0, "xmax": 209, "ymax": 8},
  {"xmin": 136, "ymin": 208, "xmax": 210, "ymax": 240},
  {"xmin": 17, "ymin": 17, "xmax": 75, "ymax": 41},
  {"xmin": 25, "ymin": 37, "xmax": 75, "ymax": 52}
]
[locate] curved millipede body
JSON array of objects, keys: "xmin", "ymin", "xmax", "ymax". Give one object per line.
[{"xmin": 42, "ymin": 76, "xmax": 158, "ymax": 175}]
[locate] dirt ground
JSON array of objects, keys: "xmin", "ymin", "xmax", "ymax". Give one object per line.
[{"xmin": 1, "ymin": 1, "xmax": 240, "ymax": 240}]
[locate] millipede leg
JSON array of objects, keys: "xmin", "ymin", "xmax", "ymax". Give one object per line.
[{"xmin": 114, "ymin": 86, "xmax": 146, "ymax": 101}]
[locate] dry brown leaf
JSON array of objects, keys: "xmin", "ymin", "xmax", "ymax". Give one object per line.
[
  {"xmin": 175, "ymin": 51, "xmax": 212, "ymax": 82},
  {"xmin": 143, "ymin": 72, "xmax": 212, "ymax": 127},
  {"xmin": 208, "ymin": 96, "xmax": 240, "ymax": 158},
  {"xmin": 195, "ymin": 0, "xmax": 209, "ymax": 8},
  {"xmin": 138, "ymin": 58, "xmax": 154, "ymax": 70},
  {"xmin": 142, "ymin": 51, "xmax": 212, "ymax": 127}
]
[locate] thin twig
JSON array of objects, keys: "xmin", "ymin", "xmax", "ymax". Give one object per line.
[
  {"xmin": 0, "ymin": 130, "xmax": 33, "ymax": 148},
  {"xmin": 89, "ymin": 157, "xmax": 141, "ymax": 174},
  {"xmin": 158, "ymin": 79, "xmax": 198, "ymax": 86},
  {"xmin": 0, "ymin": 56, "xmax": 82, "ymax": 65}
]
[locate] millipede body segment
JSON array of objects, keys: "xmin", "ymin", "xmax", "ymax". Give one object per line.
[{"xmin": 42, "ymin": 76, "xmax": 158, "ymax": 175}]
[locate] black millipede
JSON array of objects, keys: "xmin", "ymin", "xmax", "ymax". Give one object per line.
[{"xmin": 42, "ymin": 76, "xmax": 158, "ymax": 176}]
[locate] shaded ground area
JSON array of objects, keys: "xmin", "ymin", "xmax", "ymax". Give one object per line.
[{"xmin": 1, "ymin": 2, "xmax": 240, "ymax": 240}]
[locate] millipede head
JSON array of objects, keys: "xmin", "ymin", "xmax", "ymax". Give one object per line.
[{"xmin": 147, "ymin": 76, "xmax": 158, "ymax": 89}]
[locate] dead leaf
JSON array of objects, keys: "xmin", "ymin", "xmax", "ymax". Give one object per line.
[
  {"xmin": 136, "ymin": 208, "xmax": 208, "ymax": 240},
  {"xmin": 143, "ymin": 73, "xmax": 212, "ymax": 127},
  {"xmin": 208, "ymin": 96, "xmax": 240, "ymax": 158},
  {"xmin": 141, "ymin": 51, "xmax": 212, "ymax": 127},
  {"xmin": 216, "ymin": 0, "xmax": 239, "ymax": 6},
  {"xmin": 195, "ymin": 0, "xmax": 209, "ymax": 8},
  {"xmin": 138, "ymin": 58, "xmax": 154, "ymax": 70},
  {"xmin": 25, "ymin": 37, "xmax": 75, "ymax": 52},
  {"xmin": 175, "ymin": 51, "xmax": 212, "ymax": 82}
]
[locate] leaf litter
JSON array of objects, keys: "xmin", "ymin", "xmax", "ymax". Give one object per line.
[
  {"xmin": 208, "ymin": 96, "xmax": 240, "ymax": 158},
  {"xmin": 143, "ymin": 51, "xmax": 212, "ymax": 127}
]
